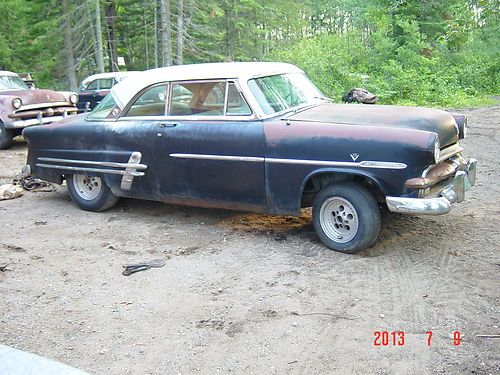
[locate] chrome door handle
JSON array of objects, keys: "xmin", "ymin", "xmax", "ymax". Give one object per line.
[{"xmin": 157, "ymin": 122, "xmax": 177, "ymax": 128}]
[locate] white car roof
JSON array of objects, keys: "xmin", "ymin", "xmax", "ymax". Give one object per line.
[
  {"xmin": 81, "ymin": 71, "xmax": 141, "ymax": 86},
  {"xmin": 0, "ymin": 71, "xmax": 19, "ymax": 77},
  {"xmin": 111, "ymin": 62, "xmax": 303, "ymax": 108}
]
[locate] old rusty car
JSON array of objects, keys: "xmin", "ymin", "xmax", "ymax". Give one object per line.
[
  {"xmin": 22, "ymin": 62, "xmax": 476, "ymax": 253},
  {"xmin": 0, "ymin": 71, "xmax": 78, "ymax": 149}
]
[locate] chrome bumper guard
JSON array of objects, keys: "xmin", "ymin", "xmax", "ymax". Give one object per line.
[{"xmin": 386, "ymin": 158, "xmax": 477, "ymax": 215}]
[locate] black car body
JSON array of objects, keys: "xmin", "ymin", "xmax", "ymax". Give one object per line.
[{"xmin": 22, "ymin": 62, "xmax": 477, "ymax": 253}]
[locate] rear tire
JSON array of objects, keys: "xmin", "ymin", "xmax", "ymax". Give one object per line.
[
  {"xmin": 312, "ymin": 182, "xmax": 381, "ymax": 253},
  {"xmin": 66, "ymin": 174, "xmax": 119, "ymax": 212},
  {"xmin": 0, "ymin": 122, "xmax": 14, "ymax": 150}
]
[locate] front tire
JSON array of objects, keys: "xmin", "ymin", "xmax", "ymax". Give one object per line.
[
  {"xmin": 66, "ymin": 174, "xmax": 119, "ymax": 212},
  {"xmin": 312, "ymin": 182, "xmax": 381, "ymax": 253},
  {"xmin": 0, "ymin": 122, "xmax": 14, "ymax": 150}
]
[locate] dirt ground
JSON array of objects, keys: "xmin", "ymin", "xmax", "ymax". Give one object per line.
[{"xmin": 0, "ymin": 105, "xmax": 499, "ymax": 375}]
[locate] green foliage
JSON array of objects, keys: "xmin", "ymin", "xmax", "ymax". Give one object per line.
[
  {"xmin": 0, "ymin": 0, "xmax": 497, "ymax": 107},
  {"xmin": 272, "ymin": 0, "xmax": 499, "ymax": 108}
]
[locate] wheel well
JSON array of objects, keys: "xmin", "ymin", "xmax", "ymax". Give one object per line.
[{"xmin": 300, "ymin": 172, "xmax": 386, "ymax": 208}]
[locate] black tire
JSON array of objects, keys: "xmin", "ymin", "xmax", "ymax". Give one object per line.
[
  {"xmin": 66, "ymin": 173, "xmax": 119, "ymax": 212},
  {"xmin": 312, "ymin": 182, "xmax": 381, "ymax": 253},
  {"xmin": 0, "ymin": 122, "xmax": 14, "ymax": 150}
]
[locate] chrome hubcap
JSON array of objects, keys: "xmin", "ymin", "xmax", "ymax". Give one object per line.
[
  {"xmin": 319, "ymin": 197, "xmax": 359, "ymax": 243},
  {"xmin": 73, "ymin": 174, "xmax": 102, "ymax": 200}
]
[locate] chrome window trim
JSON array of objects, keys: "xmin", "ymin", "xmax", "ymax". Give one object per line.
[
  {"xmin": 223, "ymin": 81, "xmax": 229, "ymax": 115},
  {"xmin": 118, "ymin": 79, "xmax": 258, "ymax": 122},
  {"xmin": 169, "ymin": 153, "xmax": 407, "ymax": 169},
  {"xmin": 118, "ymin": 114, "xmax": 259, "ymax": 122}
]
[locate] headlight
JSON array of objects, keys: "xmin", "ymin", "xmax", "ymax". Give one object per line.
[
  {"xmin": 433, "ymin": 136, "xmax": 440, "ymax": 163},
  {"xmin": 69, "ymin": 93, "xmax": 79, "ymax": 104},
  {"xmin": 12, "ymin": 97, "xmax": 22, "ymax": 109}
]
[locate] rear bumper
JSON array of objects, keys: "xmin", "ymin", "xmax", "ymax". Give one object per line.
[{"xmin": 386, "ymin": 158, "xmax": 477, "ymax": 215}]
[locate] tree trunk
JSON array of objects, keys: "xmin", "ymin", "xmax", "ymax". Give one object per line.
[
  {"xmin": 94, "ymin": 0, "xmax": 105, "ymax": 73},
  {"xmin": 143, "ymin": 0, "xmax": 149, "ymax": 69},
  {"xmin": 154, "ymin": 0, "xmax": 159, "ymax": 68},
  {"xmin": 62, "ymin": 0, "xmax": 78, "ymax": 90},
  {"xmin": 159, "ymin": 0, "xmax": 172, "ymax": 66},
  {"xmin": 105, "ymin": 0, "xmax": 118, "ymax": 71},
  {"xmin": 175, "ymin": 0, "xmax": 184, "ymax": 65}
]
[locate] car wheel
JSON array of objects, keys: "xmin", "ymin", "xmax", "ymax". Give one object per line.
[
  {"xmin": 66, "ymin": 174, "xmax": 119, "ymax": 212},
  {"xmin": 0, "ymin": 122, "xmax": 14, "ymax": 150},
  {"xmin": 312, "ymin": 182, "xmax": 381, "ymax": 253}
]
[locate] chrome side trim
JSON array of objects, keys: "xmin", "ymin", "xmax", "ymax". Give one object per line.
[
  {"xmin": 170, "ymin": 153, "xmax": 264, "ymax": 162},
  {"xmin": 35, "ymin": 164, "xmax": 145, "ymax": 176},
  {"xmin": 169, "ymin": 153, "xmax": 407, "ymax": 169},
  {"xmin": 36, "ymin": 152, "xmax": 148, "ymax": 190},
  {"xmin": 37, "ymin": 157, "xmax": 148, "ymax": 170},
  {"xmin": 359, "ymin": 161, "xmax": 407, "ymax": 169},
  {"xmin": 121, "ymin": 152, "xmax": 144, "ymax": 190}
]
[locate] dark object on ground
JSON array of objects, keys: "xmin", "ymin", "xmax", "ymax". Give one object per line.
[
  {"xmin": 13, "ymin": 175, "xmax": 55, "ymax": 192},
  {"xmin": 122, "ymin": 258, "xmax": 166, "ymax": 276},
  {"xmin": 22, "ymin": 62, "xmax": 476, "ymax": 254},
  {"xmin": 342, "ymin": 88, "xmax": 378, "ymax": 104}
]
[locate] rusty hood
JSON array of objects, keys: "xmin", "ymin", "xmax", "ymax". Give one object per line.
[
  {"xmin": 288, "ymin": 103, "xmax": 459, "ymax": 148},
  {"xmin": 0, "ymin": 89, "xmax": 67, "ymax": 105}
]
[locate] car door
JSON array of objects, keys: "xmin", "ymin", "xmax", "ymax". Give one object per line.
[{"xmin": 155, "ymin": 80, "xmax": 266, "ymax": 212}]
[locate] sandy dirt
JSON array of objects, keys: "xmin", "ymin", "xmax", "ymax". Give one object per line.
[{"xmin": 0, "ymin": 106, "xmax": 499, "ymax": 375}]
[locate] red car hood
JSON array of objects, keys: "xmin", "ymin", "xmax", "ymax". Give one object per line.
[
  {"xmin": 289, "ymin": 103, "xmax": 459, "ymax": 148},
  {"xmin": 0, "ymin": 89, "xmax": 67, "ymax": 105}
]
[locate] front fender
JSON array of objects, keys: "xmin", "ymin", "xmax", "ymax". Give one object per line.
[{"xmin": 265, "ymin": 161, "xmax": 409, "ymax": 215}]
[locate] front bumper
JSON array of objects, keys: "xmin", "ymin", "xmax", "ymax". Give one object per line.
[{"xmin": 386, "ymin": 158, "xmax": 477, "ymax": 215}]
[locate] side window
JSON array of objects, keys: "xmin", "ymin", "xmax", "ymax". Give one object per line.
[
  {"xmin": 226, "ymin": 83, "xmax": 252, "ymax": 115},
  {"xmin": 86, "ymin": 80, "xmax": 98, "ymax": 90},
  {"xmin": 98, "ymin": 78, "xmax": 114, "ymax": 90},
  {"xmin": 168, "ymin": 81, "xmax": 252, "ymax": 116},
  {"xmin": 125, "ymin": 85, "xmax": 167, "ymax": 117},
  {"xmin": 169, "ymin": 81, "xmax": 225, "ymax": 116}
]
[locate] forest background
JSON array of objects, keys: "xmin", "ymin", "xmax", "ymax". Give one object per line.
[{"xmin": 0, "ymin": 0, "xmax": 498, "ymax": 107}]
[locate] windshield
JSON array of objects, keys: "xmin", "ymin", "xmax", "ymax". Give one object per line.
[
  {"xmin": 0, "ymin": 75, "xmax": 29, "ymax": 91},
  {"xmin": 86, "ymin": 94, "xmax": 121, "ymax": 120},
  {"xmin": 248, "ymin": 73, "xmax": 323, "ymax": 115}
]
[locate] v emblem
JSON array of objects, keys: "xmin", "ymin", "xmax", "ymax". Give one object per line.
[{"xmin": 350, "ymin": 153, "xmax": 359, "ymax": 162}]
